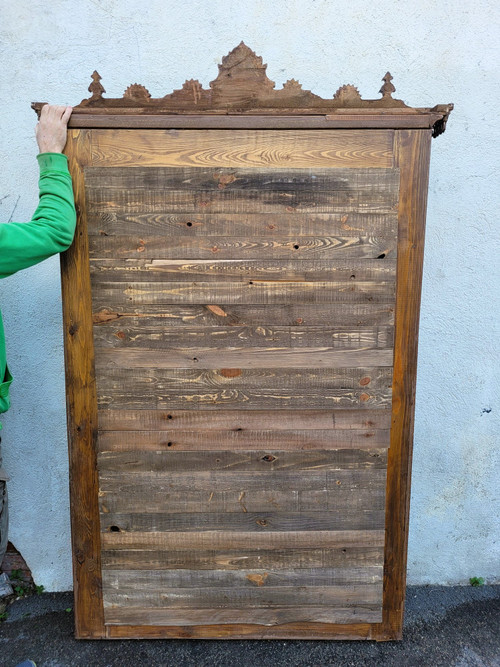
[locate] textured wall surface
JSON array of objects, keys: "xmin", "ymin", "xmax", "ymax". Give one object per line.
[{"xmin": 0, "ymin": 0, "xmax": 498, "ymax": 591}]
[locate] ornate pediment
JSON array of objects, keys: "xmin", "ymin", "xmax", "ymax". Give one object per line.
[{"xmin": 32, "ymin": 42, "xmax": 453, "ymax": 135}]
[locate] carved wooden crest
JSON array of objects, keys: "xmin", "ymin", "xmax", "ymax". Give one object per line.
[{"xmin": 32, "ymin": 42, "xmax": 453, "ymax": 136}]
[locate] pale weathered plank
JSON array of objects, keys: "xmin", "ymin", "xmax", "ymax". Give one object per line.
[{"xmin": 90, "ymin": 129, "xmax": 394, "ymax": 169}]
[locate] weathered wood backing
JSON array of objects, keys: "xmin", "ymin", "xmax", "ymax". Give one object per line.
[{"xmin": 61, "ymin": 122, "xmax": 435, "ymax": 640}]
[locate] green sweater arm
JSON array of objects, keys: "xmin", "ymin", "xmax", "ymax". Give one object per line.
[
  {"xmin": 0, "ymin": 152, "xmax": 76, "ymax": 419},
  {"xmin": 0, "ymin": 153, "xmax": 76, "ymax": 278}
]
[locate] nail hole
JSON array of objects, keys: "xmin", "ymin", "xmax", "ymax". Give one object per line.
[
  {"xmin": 350, "ymin": 274, "xmax": 356, "ymax": 280},
  {"xmin": 235, "ymin": 427, "xmax": 243, "ymax": 431},
  {"xmin": 377, "ymin": 253, "xmax": 386, "ymax": 259},
  {"xmin": 342, "ymin": 549, "xmax": 347, "ymax": 553},
  {"xmin": 167, "ymin": 442, "xmax": 173, "ymax": 447},
  {"xmin": 167, "ymin": 414, "xmax": 173, "ymax": 420},
  {"xmin": 186, "ymin": 221, "xmax": 193, "ymax": 227},
  {"xmin": 249, "ymin": 281, "xmax": 253, "ymax": 285},
  {"xmin": 109, "ymin": 525, "xmax": 120, "ymax": 532},
  {"xmin": 293, "ymin": 244, "xmax": 299, "ymax": 249},
  {"xmin": 192, "ymin": 357, "xmax": 198, "ymax": 362}
]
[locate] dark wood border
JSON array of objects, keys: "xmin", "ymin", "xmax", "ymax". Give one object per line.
[{"xmin": 62, "ymin": 130, "xmax": 105, "ymax": 638}]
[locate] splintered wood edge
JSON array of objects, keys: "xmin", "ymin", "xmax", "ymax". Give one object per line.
[{"xmin": 31, "ymin": 42, "xmax": 453, "ymax": 136}]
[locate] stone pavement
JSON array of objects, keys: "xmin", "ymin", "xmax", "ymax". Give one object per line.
[{"xmin": 0, "ymin": 585, "xmax": 499, "ymax": 667}]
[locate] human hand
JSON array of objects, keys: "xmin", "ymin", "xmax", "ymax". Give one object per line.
[{"xmin": 35, "ymin": 104, "xmax": 73, "ymax": 154}]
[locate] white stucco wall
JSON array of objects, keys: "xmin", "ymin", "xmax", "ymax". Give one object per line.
[{"xmin": 0, "ymin": 0, "xmax": 498, "ymax": 591}]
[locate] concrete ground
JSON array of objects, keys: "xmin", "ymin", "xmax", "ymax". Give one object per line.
[{"xmin": 0, "ymin": 585, "xmax": 498, "ymax": 667}]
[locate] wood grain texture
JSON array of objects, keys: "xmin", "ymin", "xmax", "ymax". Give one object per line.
[
  {"xmin": 377, "ymin": 129, "xmax": 432, "ymax": 640},
  {"xmin": 101, "ymin": 546, "xmax": 384, "ymax": 570},
  {"xmin": 89, "ymin": 258, "xmax": 397, "ymax": 283},
  {"xmin": 62, "ymin": 130, "xmax": 105, "ymax": 638},
  {"xmin": 87, "ymin": 211, "xmax": 398, "ymax": 237},
  {"xmin": 97, "ymin": 428, "xmax": 391, "ymax": 451},
  {"xmin": 92, "ymin": 303, "xmax": 395, "ymax": 327},
  {"xmin": 97, "ymin": 448, "xmax": 387, "ymax": 473},
  {"xmin": 95, "ymin": 366, "xmax": 392, "ymax": 410},
  {"xmin": 99, "ymin": 484, "xmax": 386, "ymax": 514},
  {"xmin": 92, "ymin": 322, "xmax": 394, "ymax": 350},
  {"xmin": 101, "ymin": 529, "xmax": 386, "ymax": 550},
  {"xmin": 90, "ymin": 129, "xmax": 394, "ymax": 168},
  {"xmin": 97, "ymin": 408, "xmax": 392, "ymax": 431},
  {"xmin": 103, "ymin": 606, "xmax": 383, "ymax": 627}
]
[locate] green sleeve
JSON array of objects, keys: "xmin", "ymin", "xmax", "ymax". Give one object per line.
[{"xmin": 0, "ymin": 153, "xmax": 76, "ymax": 279}]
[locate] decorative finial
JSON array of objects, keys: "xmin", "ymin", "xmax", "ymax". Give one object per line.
[
  {"xmin": 88, "ymin": 71, "xmax": 105, "ymax": 101},
  {"xmin": 379, "ymin": 72, "xmax": 395, "ymax": 99}
]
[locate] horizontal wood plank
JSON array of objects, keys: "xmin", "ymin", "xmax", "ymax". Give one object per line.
[
  {"xmin": 103, "ymin": 605, "xmax": 382, "ymax": 626},
  {"xmin": 88, "ymin": 211, "xmax": 398, "ymax": 238},
  {"xmin": 92, "ymin": 323, "xmax": 394, "ymax": 350},
  {"xmin": 99, "ymin": 486, "xmax": 386, "ymax": 515},
  {"xmin": 89, "ymin": 235, "xmax": 396, "ymax": 260},
  {"xmin": 101, "ymin": 546, "xmax": 384, "ymax": 570},
  {"xmin": 85, "ymin": 166, "xmax": 399, "ymax": 192},
  {"xmin": 98, "ymin": 448, "xmax": 387, "ymax": 473},
  {"xmin": 90, "ymin": 129, "xmax": 394, "ymax": 169},
  {"xmin": 95, "ymin": 366, "xmax": 392, "ymax": 410},
  {"xmin": 99, "ymin": 468, "xmax": 386, "ymax": 493},
  {"xmin": 89, "ymin": 258, "xmax": 397, "ymax": 283},
  {"xmin": 94, "ymin": 347, "xmax": 394, "ymax": 369},
  {"xmin": 92, "ymin": 303, "xmax": 395, "ymax": 327},
  {"xmin": 97, "ymin": 428, "xmax": 391, "ymax": 451},
  {"xmin": 97, "ymin": 408, "xmax": 392, "ymax": 431}
]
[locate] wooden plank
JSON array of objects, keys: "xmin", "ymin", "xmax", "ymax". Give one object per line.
[
  {"xmin": 101, "ymin": 546, "xmax": 384, "ymax": 570},
  {"xmin": 89, "ymin": 258, "xmax": 397, "ymax": 283},
  {"xmin": 86, "ymin": 187, "xmax": 397, "ymax": 214},
  {"xmin": 92, "ymin": 303, "xmax": 396, "ymax": 328},
  {"xmin": 97, "ymin": 408, "xmax": 392, "ymax": 431},
  {"xmin": 104, "ymin": 606, "xmax": 382, "ymax": 627},
  {"xmin": 95, "ymin": 367, "xmax": 393, "ymax": 410},
  {"xmin": 91, "ymin": 129, "xmax": 394, "ymax": 168},
  {"xmin": 102, "ymin": 582, "xmax": 383, "ymax": 608},
  {"xmin": 102, "ymin": 567, "xmax": 383, "ymax": 588},
  {"xmin": 101, "ymin": 529, "xmax": 386, "ymax": 550},
  {"xmin": 84, "ymin": 166, "xmax": 400, "ymax": 192},
  {"xmin": 87, "ymin": 210, "xmax": 398, "ymax": 237},
  {"xmin": 99, "ymin": 485, "xmax": 386, "ymax": 514},
  {"xmin": 97, "ymin": 448, "xmax": 387, "ymax": 473},
  {"xmin": 380, "ymin": 130, "xmax": 432, "ymax": 640},
  {"xmin": 88, "ymin": 235, "xmax": 396, "ymax": 260},
  {"xmin": 98, "ymin": 468, "xmax": 386, "ymax": 493},
  {"xmin": 94, "ymin": 347, "xmax": 394, "ymax": 370},
  {"xmin": 90, "ymin": 280, "xmax": 395, "ymax": 306},
  {"xmin": 92, "ymin": 323, "xmax": 394, "ymax": 350},
  {"xmin": 97, "ymin": 428, "xmax": 391, "ymax": 451},
  {"xmin": 61, "ymin": 131, "xmax": 105, "ymax": 638}
]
